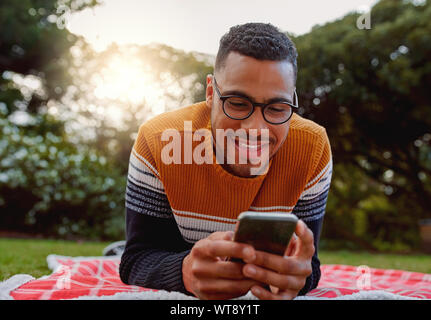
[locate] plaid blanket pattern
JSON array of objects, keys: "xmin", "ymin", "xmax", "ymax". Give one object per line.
[
  {"xmin": 5, "ymin": 255, "xmax": 431, "ymax": 300},
  {"xmin": 9, "ymin": 255, "xmax": 153, "ymax": 300},
  {"xmin": 308, "ymin": 264, "xmax": 431, "ymax": 299}
]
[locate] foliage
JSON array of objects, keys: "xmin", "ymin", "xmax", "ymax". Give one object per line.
[
  {"xmin": 294, "ymin": 0, "xmax": 431, "ymax": 251},
  {"xmin": 0, "ymin": 112, "xmax": 126, "ymax": 239},
  {"xmin": 0, "ymin": 0, "xmax": 128, "ymax": 240},
  {"xmin": 0, "ymin": 0, "xmax": 100, "ymax": 115},
  {"xmin": 323, "ymin": 163, "xmax": 421, "ymax": 252}
]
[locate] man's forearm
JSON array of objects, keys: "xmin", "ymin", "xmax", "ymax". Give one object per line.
[
  {"xmin": 292, "ymin": 190, "xmax": 327, "ymax": 296},
  {"xmin": 298, "ymin": 253, "xmax": 321, "ymax": 296},
  {"xmin": 119, "ymin": 203, "xmax": 194, "ymax": 294},
  {"xmin": 119, "ymin": 245, "xmax": 191, "ymax": 293}
]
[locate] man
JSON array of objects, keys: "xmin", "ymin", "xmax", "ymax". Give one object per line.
[{"xmin": 119, "ymin": 23, "xmax": 332, "ymax": 300}]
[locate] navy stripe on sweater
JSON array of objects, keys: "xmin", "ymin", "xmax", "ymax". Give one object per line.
[{"xmin": 125, "ymin": 178, "xmax": 173, "ymax": 219}]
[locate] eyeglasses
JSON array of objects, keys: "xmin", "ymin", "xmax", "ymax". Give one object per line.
[{"xmin": 213, "ymin": 77, "xmax": 298, "ymax": 125}]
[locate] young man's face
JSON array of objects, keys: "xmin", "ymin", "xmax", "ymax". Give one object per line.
[{"xmin": 206, "ymin": 51, "xmax": 296, "ymax": 177}]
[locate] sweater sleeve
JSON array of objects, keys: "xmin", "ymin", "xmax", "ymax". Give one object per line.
[
  {"xmin": 118, "ymin": 138, "xmax": 193, "ymax": 294},
  {"xmin": 119, "ymin": 205, "xmax": 192, "ymax": 293},
  {"xmin": 293, "ymin": 131, "xmax": 332, "ymax": 296}
]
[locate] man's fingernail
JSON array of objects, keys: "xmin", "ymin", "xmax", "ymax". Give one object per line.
[
  {"xmin": 243, "ymin": 247, "xmax": 255, "ymax": 260},
  {"xmin": 246, "ymin": 265, "xmax": 256, "ymax": 275}
]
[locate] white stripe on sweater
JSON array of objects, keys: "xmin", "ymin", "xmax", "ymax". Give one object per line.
[
  {"xmin": 305, "ymin": 159, "xmax": 332, "ymax": 188},
  {"xmin": 300, "ymin": 159, "xmax": 332, "ymax": 200},
  {"xmin": 172, "ymin": 208, "xmax": 238, "ymax": 243},
  {"xmin": 249, "ymin": 205, "xmax": 294, "ymax": 212},
  {"xmin": 132, "ymin": 148, "xmax": 160, "ymax": 177},
  {"xmin": 172, "ymin": 208, "xmax": 238, "ymax": 224},
  {"xmin": 129, "ymin": 152, "xmax": 165, "ymax": 194}
]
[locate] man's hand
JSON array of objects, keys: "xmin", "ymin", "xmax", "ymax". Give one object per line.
[
  {"xmin": 241, "ymin": 220, "xmax": 315, "ymax": 300},
  {"xmin": 182, "ymin": 231, "xmax": 262, "ymax": 300}
]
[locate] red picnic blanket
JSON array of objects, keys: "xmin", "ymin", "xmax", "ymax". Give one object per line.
[{"xmin": 2, "ymin": 255, "xmax": 431, "ymax": 300}]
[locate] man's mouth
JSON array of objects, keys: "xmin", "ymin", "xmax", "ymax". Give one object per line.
[{"xmin": 233, "ymin": 138, "xmax": 270, "ymax": 161}]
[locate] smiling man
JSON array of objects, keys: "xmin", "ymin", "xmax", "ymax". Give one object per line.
[{"xmin": 119, "ymin": 23, "xmax": 332, "ymax": 300}]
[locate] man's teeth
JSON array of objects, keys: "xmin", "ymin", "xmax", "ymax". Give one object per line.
[
  {"xmin": 238, "ymin": 142, "xmax": 266, "ymax": 149},
  {"xmin": 239, "ymin": 142, "xmax": 257, "ymax": 149}
]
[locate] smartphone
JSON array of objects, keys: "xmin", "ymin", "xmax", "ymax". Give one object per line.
[{"xmin": 232, "ymin": 211, "xmax": 298, "ymax": 258}]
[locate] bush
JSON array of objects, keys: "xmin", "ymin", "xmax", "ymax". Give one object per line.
[
  {"xmin": 0, "ymin": 113, "xmax": 126, "ymax": 240},
  {"xmin": 323, "ymin": 163, "xmax": 422, "ymax": 252}
]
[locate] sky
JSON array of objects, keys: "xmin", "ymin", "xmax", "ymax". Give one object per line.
[{"xmin": 68, "ymin": 0, "xmax": 378, "ymax": 55}]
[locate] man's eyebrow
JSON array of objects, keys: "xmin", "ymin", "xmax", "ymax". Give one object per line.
[{"xmin": 221, "ymin": 89, "xmax": 293, "ymax": 104}]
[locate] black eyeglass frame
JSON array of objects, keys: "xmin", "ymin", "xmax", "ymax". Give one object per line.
[{"xmin": 213, "ymin": 77, "xmax": 299, "ymax": 125}]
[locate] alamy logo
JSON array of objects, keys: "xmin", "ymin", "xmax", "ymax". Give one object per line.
[
  {"xmin": 56, "ymin": 5, "xmax": 71, "ymax": 29},
  {"xmin": 356, "ymin": 11, "xmax": 372, "ymax": 30},
  {"xmin": 356, "ymin": 265, "xmax": 371, "ymax": 290},
  {"xmin": 55, "ymin": 265, "xmax": 71, "ymax": 290},
  {"xmin": 160, "ymin": 121, "xmax": 270, "ymax": 176}
]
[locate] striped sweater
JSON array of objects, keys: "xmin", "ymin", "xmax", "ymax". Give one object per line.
[{"xmin": 119, "ymin": 101, "xmax": 332, "ymax": 296}]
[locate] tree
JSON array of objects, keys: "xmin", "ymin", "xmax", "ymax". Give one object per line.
[
  {"xmin": 293, "ymin": 0, "xmax": 431, "ymax": 250},
  {"xmin": 0, "ymin": 0, "xmax": 100, "ymax": 115},
  {"xmin": 0, "ymin": 0, "xmax": 130, "ymax": 239}
]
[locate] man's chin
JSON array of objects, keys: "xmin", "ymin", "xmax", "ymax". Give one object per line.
[
  {"xmin": 221, "ymin": 163, "xmax": 252, "ymax": 177},
  {"xmin": 222, "ymin": 161, "xmax": 270, "ymax": 178}
]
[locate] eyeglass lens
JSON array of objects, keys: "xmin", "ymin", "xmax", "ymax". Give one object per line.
[{"xmin": 224, "ymin": 97, "xmax": 292, "ymax": 124}]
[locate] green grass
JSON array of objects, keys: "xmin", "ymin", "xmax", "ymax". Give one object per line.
[
  {"xmin": 319, "ymin": 250, "xmax": 431, "ymax": 274},
  {"xmin": 0, "ymin": 238, "xmax": 430, "ymax": 282},
  {"xmin": 0, "ymin": 238, "xmax": 110, "ymax": 281}
]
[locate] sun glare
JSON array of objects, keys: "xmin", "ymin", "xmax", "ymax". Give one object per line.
[{"xmin": 93, "ymin": 55, "xmax": 166, "ymax": 122}]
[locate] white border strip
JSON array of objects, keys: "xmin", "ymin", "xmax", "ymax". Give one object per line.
[
  {"xmin": 0, "ymin": 274, "xmax": 35, "ymax": 300},
  {"xmin": 295, "ymin": 289, "xmax": 421, "ymax": 300},
  {"xmin": 74, "ymin": 289, "xmax": 420, "ymax": 300}
]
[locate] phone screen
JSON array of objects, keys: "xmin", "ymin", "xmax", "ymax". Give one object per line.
[{"xmin": 233, "ymin": 212, "xmax": 298, "ymax": 256}]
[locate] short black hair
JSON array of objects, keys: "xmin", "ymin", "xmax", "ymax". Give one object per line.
[{"xmin": 215, "ymin": 22, "xmax": 298, "ymax": 80}]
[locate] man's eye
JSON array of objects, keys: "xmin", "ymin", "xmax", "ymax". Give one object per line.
[
  {"xmin": 228, "ymin": 100, "xmax": 248, "ymax": 107},
  {"xmin": 268, "ymin": 107, "xmax": 284, "ymax": 113}
]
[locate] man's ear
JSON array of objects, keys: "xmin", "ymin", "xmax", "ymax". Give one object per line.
[{"xmin": 205, "ymin": 74, "xmax": 214, "ymax": 109}]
